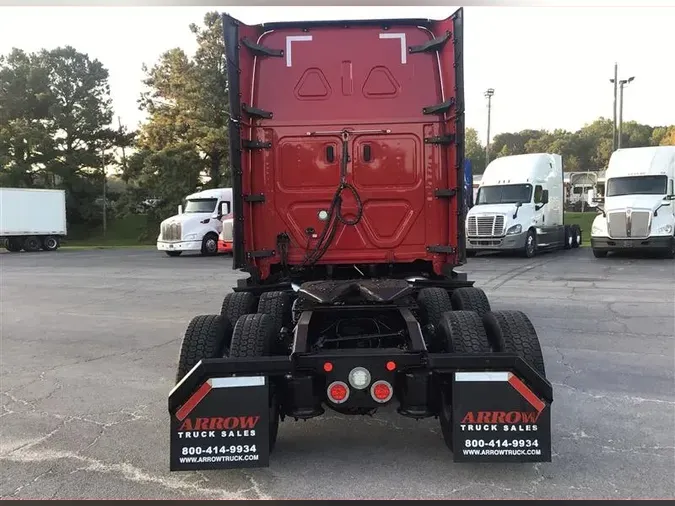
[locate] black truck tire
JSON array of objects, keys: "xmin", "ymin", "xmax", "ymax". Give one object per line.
[
  {"xmin": 5, "ymin": 238, "xmax": 22, "ymax": 252},
  {"xmin": 23, "ymin": 236, "xmax": 41, "ymax": 252},
  {"xmin": 257, "ymin": 290, "xmax": 292, "ymax": 334},
  {"xmin": 522, "ymin": 229, "xmax": 537, "ymax": 258},
  {"xmin": 438, "ymin": 310, "xmax": 492, "ymax": 354},
  {"xmin": 450, "ymin": 287, "xmax": 491, "ymax": 317},
  {"xmin": 572, "ymin": 225, "xmax": 582, "ymax": 248},
  {"xmin": 229, "ymin": 313, "xmax": 280, "ymax": 451},
  {"xmin": 437, "ymin": 310, "xmax": 491, "ymax": 452},
  {"xmin": 175, "ymin": 314, "xmax": 233, "ymax": 383},
  {"xmin": 592, "ymin": 248, "xmax": 608, "ymax": 258},
  {"xmin": 41, "ymin": 236, "xmax": 59, "ymax": 251},
  {"xmin": 482, "ymin": 310, "xmax": 546, "ymax": 378},
  {"xmin": 201, "ymin": 232, "xmax": 219, "ymax": 256},
  {"xmin": 221, "ymin": 291, "xmax": 258, "ymax": 329},
  {"xmin": 564, "ymin": 225, "xmax": 573, "ymax": 250},
  {"xmin": 166, "ymin": 251, "xmax": 182, "ymax": 257},
  {"xmin": 417, "ymin": 287, "xmax": 452, "ymax": 349}
]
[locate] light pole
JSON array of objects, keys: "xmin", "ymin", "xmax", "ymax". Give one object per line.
[
  {"xmin": 484, "ymin": 88, "xmax": 495, "ymax": 165},
  {"xmin": 617, "ymin": 76, "xmax": 635, "ymax": 149},
  {"xmin": 609, "ymin": 63, "xmax": 618, "ymax": 151}
]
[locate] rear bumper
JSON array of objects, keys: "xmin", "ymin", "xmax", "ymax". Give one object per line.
[
  {"xmin": 467, "ymin": 231, "xmax": 527, "ymax": 251},
  {"xmin": 157, "ymin": 240, "xmax": 202, "ymax": 252},
  {"xmin": 218, "ymin": 240, "xmax": 233, "ymax": 253},
  {"xmin": 591, "ymin": 236, "xmax": 674, "ymax": 251}
]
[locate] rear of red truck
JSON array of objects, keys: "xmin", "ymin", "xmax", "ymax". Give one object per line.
[{"xmin": 169, "ymin": 9, "xmax": 553, "ymax": 471}]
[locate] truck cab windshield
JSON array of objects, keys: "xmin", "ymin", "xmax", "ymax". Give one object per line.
[
  {"xmin": 183, "ymin": 198, "xmax": 218, "ymax": 213},
  {"xmin": 606, "ymin": 176, "xmax": 668, "ymax": 197},
  {"xmin": 476, "ymin": 184, "xmax": 533, "ymax": 205}
]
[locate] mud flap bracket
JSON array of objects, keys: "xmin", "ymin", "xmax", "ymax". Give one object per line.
[
  {"xmin": 241, "ymin": 37, "xmax": 284, "ymax": 58},
  {"xmin": 434, "ymin": 188, "xmax": 457, "ymax": 198},
  {"xmin": 247, "ymin": 249, "xmax": 276, "ymax": 259},
  {"xmin": 423, "ymin": 98, "xmax": 455, "ymax": 115},
  {"xmin": 242, "ymin": 140, "xmax": 272, "ymax": 150},
  {"xmin": 409, "ymin": 31, "xmax": 452, "ymax": 54},
  {"xmin": 427, "ymin": 245, "xmax": 456, "ymax": 254},
  {"xmin": 242, "ymin": 104, "xmax": 273, "ymax": 119},
  {"xmin": 243, "ymin": 194, "xmax": 266, "ymax": 203},
  {"xmin": 425, "ymin": 134, "xmax": 455, "ymax": 145}
]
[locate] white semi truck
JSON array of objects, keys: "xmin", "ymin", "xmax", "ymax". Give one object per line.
[
  {"xmin": 156, "ymin": 188, "xmax": 233, "ymax": 257},
  {"xmin": 590, "ymin": 146, "xmax": 675, "ymax": 259},
  {"xmin": 466, "ymin": 153, "xmax": 581, "ymax": 257},
  {"xmin": 0, "ymin": 188, "xmax": 67, "ymax": 252}
]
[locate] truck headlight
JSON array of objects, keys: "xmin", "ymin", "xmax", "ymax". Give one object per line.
[
  {"xmin": 656, "ymin": 224, "xmax": 673, "ymax": 235},
  {"xmin": 184, "ymin": 233, "xmax": 198, "ymax": 241},
  {"xmin": 506, "ymin": 224, "xmax": 522, "ymax": 235}
]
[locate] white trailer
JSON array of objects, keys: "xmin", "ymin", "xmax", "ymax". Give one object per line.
[
  {"xmin": 156, "ymin": 188, "xmax": 233, "ymax": 257},
  {"xmin": 0, "ymin": 188, "xmax": 67, "ymax": 252},
  {"xmin": 466, "ymin": 153, "xmax": 582, "ymax": 258},
  {"xmin": 591, "ymin": 146, "xmax": 675, "ymax": 258}
]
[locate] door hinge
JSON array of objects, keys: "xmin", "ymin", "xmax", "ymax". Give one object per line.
[
  {"xmin": 242, "ymin": 104, "xmax": 273, "ymax": 119},
  {"xmin": 424, "ymin": 134, "xmax": 455, "ymax": 145},
  {"xmin": 409, "ymin": 31, "xmax": 452, "ymax": 54},
  {"xmin": 427, "ymin": 245, "xmax": 456, "ymax": 254},
  {"xmin": 241, "ymin": 38, "xmax": 283, "ymax": 58},
  {"xmin": 242, "ymin": 139, "xmax": 272, "ymax": 150},
  {"xmin": 434, "ymin": 188, "xmax": 457, "ymax": 198},
  {"xmin": 247, "ymin": 249, "xmax": 276, "ymax": 259},
  {"xmin": 423, "ymin": 98, "xmax": 456, "ymax": 116},
  {"xmin": 243, "ymin": 194, "xmax": 266, "ymax": 203}
]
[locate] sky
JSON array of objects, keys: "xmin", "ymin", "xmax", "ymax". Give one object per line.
[{"xmin": 1, "ymin": 6, "xmax": 673, "ymax": 144}]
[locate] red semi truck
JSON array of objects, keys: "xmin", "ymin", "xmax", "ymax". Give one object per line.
[{"xmin": 170, "ymin": 9, "xmax": 553, "ymax": 470}]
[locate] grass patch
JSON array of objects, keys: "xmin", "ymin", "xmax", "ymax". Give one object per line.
[
  {"xmin": 63, "ymin": 214, "xmax": 155, "ymax": 248},
  {"xmin": 565, "ymin": 211, "xmax": 597, "ymax": 245}
]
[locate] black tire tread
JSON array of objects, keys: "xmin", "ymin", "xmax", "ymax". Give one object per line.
[
  {"xmin": 221, "ymin": 291, "xmax": 258, "ymax": 329},
  {"xmin": 592, "ymin": 249, "xmax": 608, "ymax": 258},
  {"xmin": 176, "ymin": 314, "xmax": 231, "ymax": 382},
  {"xmin": 257, "ymin": 291, "xmax": 292, "ymax": 333},
  {"xmin": 229, "ymin": 313, "xmax": 275, "ymax": 358},
  {"xmin": 482, "ymin": 310, "xmax": 546, "ymax": 377},
  {"xmin": 450, "ymin": 287, "xmax": 491, "ymax": 317},
  {"xmin": 417, "ymin": 287, "xmax": 452, "ymax": 327},
  {"xmin": 439, "ymin": 310, "xmax": 492, "ymax": 354}
]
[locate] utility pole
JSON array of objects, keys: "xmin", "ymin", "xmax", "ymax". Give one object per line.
[
  {"xmin": 484, "ymin": 88, "xmax": 495, "ymax": 165},
  {"xmin": 617, "ymin": 76, "xmax": 635, "ymax": 149},
  {"xmin": 610, "ymin": 63, "xmax": 618, "ymax": 151},
  {"xmin": 101, "ymin": 146, "xmax": 107, "ymax": 238}
]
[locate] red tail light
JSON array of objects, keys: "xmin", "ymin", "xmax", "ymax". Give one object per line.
[
  {"xmin": 370, "ymin": 380, "xmax": 393, "ymax": 403},
  {"xmin": 327, "ymin": 381, "xmax": 349, "ymax": 404}
]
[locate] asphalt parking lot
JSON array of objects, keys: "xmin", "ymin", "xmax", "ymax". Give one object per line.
[{"xmin": 1, "ymin": 247, "xmax": 673, "ymax": 499}]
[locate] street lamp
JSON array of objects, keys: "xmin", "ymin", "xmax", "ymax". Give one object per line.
[
  {"xmin": 609, "ymin": 63, "xmax": 618, "ymax": 151},
  {"xmin": 617, "ymin": 76, "xmax": 635, "ymax": 149},
  {"xmin": 484, "ymin": 88, "xmax": 495, "ymax": 165}
]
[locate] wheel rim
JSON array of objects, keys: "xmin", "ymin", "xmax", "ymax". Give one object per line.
[
  {"xmin": 576, "ymin": 233, "xmax": 581, "ymax": 244},
  {"xmin": 27, "ymin": 239, "xmax": 39, "ymax": 250},
  {"xmin": 206, "ymin": 238, "xmax": 217, "ymax": 253},
  {"xmin": 527, "ymin": 234, "xmax": 535, "ymax": 255},
  {"xmin": 45, "ymin": 238, "xmax": 57, "ymax": 249},
  {"xmin": 568, "ymin": 236, "xmax": 573, "ymax": 247}
]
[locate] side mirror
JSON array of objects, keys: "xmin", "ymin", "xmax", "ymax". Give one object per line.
[
  {"xmin": 214, "ymin": 201, "xmax": 231, "ymax": 220},
  {"xmin": 178, "ymin": 205, "xmax": 183, "ymax": 215},
  {"xmin": 541, "ymin": 190, "xmax": 549, "ymax": 205},
  {"xmin": 665, "ymin": 194, "xmax": 675, "ymax": 201},
  {"xmin": 592, "ymin": 196, "xmax": 605, "ymax": 204}
]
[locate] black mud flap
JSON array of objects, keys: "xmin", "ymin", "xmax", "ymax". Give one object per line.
[
  {"xmin": 170, "ymin": 375, "xmax": 271, "ymax": 471},
  {"xmin": 451, "ymin": 371, "xmax": 552, "ymax": 462}
]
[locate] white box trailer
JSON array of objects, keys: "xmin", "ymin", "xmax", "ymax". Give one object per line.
[{"xmin": 0, "ymin": 188, "xmax": 67, "ymax": 252}]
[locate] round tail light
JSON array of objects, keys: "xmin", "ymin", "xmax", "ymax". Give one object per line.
[
  {"xmin": 327, "ymin": 381, "xmax": 349, "ymax": 404},
  {"xmin": 370, "ymin": 380, "xmax": 393, "ymax": 403}
]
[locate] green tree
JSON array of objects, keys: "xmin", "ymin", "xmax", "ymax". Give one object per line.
[
  {"xmin": 465, "ymin": 127, "xmax": 486, "ymax": 174},
  {"xmin": 138, "ymin": 11, "xmax": 230, "ymax": 189}
]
